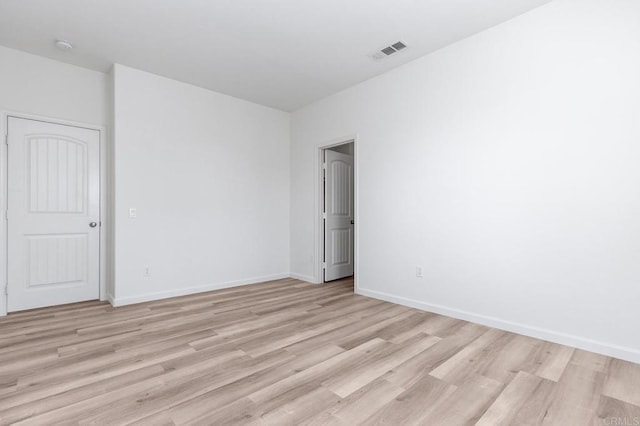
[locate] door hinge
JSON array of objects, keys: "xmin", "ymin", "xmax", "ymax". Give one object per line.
[
  {"xmin": 4, "ymin": 284, "xmax": 7, "ymax": 296},
  {"xmin": 322, "ymin": 212, "xmax": 326, "ymax": 220},
  {"xmin": 4, "ymin": 134, "xmax": 7, "ymax": 145},
  {"xmin": 322, "ymin": 262, "xmax": 327, "ymax": 269},
  {"xmin": 4, "ymin": 210, "xmax": 7, "ymax": 221},
  {"xmin": 322, "ymin": 162, "xmax": 327, "ymax": 170}
]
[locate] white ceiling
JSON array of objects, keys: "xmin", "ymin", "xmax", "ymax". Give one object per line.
[{"xmin": 0, "ymin": 0, "xmax": 551, "ymax": 111}]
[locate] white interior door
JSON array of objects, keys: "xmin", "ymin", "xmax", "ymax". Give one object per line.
[
  {"xmin": 7, "ymin": 117, "xmax": 100, "ymax": 312},
  {"xmin": 324, "ymin": 149, "xmax": 354, "ymax": 281}
]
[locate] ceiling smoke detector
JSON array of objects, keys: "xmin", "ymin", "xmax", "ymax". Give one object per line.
[
  {"xmin": 54, "ymin": 40, "xmax": 74, "ymax": 51},
  {"xmin": 370, "ymin": 41, "xmax": 408, "ymax": 61}
]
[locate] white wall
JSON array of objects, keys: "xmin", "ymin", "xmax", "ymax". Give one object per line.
[
  {"xmin": 290, "ymin": 0, "xmax": 640, "ymax": 363},
  {"xmin": 0, "ymin": 46, "xmax": 109, "ymax": 315},
  {"xmin": 328, "ymin": 142, "xmax": 354, "ymax": 156},
  {"xmin": 0, "ymin": 46, "xmax": 108, "ymax": 125},
  {"xmin": 106, "ymin": 68, "xmax": 116, "ymax": 302},
  {"xmin": 112, "ymin": 64, "xmax": 290, "ymax": 305}
]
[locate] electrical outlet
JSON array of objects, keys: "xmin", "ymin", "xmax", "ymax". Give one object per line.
[
  {"xmin": 129, "ymin": 208, "xmax": 137, "ymax": 219},
  {"xmin": 144, "ymin": 266, "xmax": 150, "ymax": 277},
  {"xmin": 416, "ymin": 266, "xmax": 424, "ymax": 278}
]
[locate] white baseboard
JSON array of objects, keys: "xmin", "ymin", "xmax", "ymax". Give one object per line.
[
  {"xmin": 289, "ymin": 272, "xmax": 319, "ymax": 284},
  {"xmin": 111, "ymin": 273, "xmax": 290, "ymax": 307},
  {"xmin": 106, "ymin": 293, "xmax": 115, "ymax": 306},
  {"xmin": 357, "ymin": 287, "xmax": 640, "ymax": 365}
]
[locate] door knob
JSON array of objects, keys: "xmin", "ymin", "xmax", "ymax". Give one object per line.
[{"xmin": 89, "ymin": 222, "xmax": 98, "ymax": 228}]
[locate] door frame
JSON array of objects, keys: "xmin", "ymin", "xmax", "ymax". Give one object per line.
[
  {"xmin": 0, "ymin": 111, "xmax": 108, "ymax": 316},
  {"xmin": 315, "ymin": 134, "xmax": 359, "ymax": 292}
]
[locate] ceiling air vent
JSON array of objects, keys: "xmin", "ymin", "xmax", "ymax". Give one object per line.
[
  {"xmin": 381, "ymin": 46, "xmax": 396, "ymax": 56},
  {"xmin": 370, "ymin": 41, "xmax": 408, "ymax": 61},
  {"xmin": 392, "ymin": 41, "xmax": 407, "ymax": 51}
]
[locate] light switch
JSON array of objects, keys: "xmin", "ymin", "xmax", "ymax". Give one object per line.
[{"xmin": 129, "ymin": 208, "xmax": 137, "ymax": 219}]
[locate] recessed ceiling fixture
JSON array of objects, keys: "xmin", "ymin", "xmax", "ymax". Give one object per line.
[
  {"xmin": 54, "ymin": 39, "xmax": 74, "ymax": 51},
  {"xmin": 370, "ymin": 41, "xmax": 408, "ymax": 61}
]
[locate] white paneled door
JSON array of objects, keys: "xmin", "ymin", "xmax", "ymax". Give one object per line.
[
  {"xmin": 7, "ymin": 117, "xmax": 100, "ymax": 312},
  {"xmin": 324, "ymin": 149, "xmax": 354, "ymax": 282}
]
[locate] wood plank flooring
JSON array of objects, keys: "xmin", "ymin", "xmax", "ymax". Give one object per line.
[{"xmin": 0, "ymin": 277, "xmax": 639, "ymax": 425}]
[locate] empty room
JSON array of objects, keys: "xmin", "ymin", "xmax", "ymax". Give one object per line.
[{"xmin": 0, "ymin": 0, "xmax": 639, "ymax": 424}]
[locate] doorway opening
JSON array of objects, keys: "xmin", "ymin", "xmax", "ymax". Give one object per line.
[{"xmin": 320, "ymin": 140, "xmax": 355, "ymax": 285}]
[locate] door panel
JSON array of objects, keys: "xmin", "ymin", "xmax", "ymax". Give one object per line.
[
  {"xmin": 26, "ymin": 234, "xmax": 87, "ymax": 287},
  {"xmin": 7, "ymin": 117, "xmax": 100, "ymax": 312},
  {"xmin": 28, "ymin": 136, "xmax": 87, "ymax": 213},
  {"xmin": 331, "ymin": 228, "xmax": 350, "ymax": 266},
  {"xmin": 324, "ymin": 149, "xmax": 354, "ymax": 281}
]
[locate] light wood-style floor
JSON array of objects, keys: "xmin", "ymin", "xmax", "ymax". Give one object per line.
[{"xmin": 0, "ymin": 278, "xmax": 639, "ymax": 425}]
